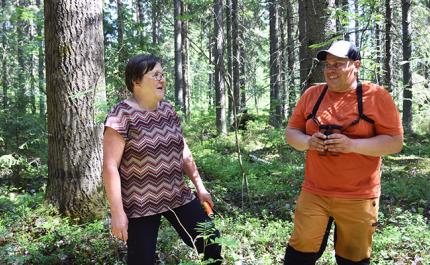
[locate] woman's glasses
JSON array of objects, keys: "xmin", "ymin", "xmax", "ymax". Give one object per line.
[{"xmin": 149, "ymin": 73, "xmax": 165, "ymax": 81}]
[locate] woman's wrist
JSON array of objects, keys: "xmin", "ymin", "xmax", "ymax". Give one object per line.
[{"xmin": 196, "ymin": 185, "xmax": 207, "ymax": 194}]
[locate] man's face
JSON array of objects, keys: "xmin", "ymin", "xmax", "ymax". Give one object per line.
[{"xmin": 323, "ymin": 53, "xmax": 360, "ymax": 92}]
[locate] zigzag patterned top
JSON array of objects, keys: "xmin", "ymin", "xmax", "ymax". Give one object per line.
[{"xmin": 105, "ymin": 100, "xmax": 194, "ymax": 218}]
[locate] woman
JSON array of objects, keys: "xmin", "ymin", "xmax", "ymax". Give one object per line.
[{"xmin": 103, "ymin": 54, "xmax": 222, "ymax": 264}]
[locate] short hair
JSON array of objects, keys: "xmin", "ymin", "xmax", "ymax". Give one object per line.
[{"xmin": 125, "ymin": 54, "xmax": 162, "ymax": 92}]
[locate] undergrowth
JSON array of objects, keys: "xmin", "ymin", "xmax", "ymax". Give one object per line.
[{"xmin": 0, "ymin": 114, "xmax": 429, "ymax": 264}]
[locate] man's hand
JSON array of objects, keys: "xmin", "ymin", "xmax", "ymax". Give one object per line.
[
  {"xmin": 308, "ymin": 132, "xmax": 329, "ymax": 152},
  {"xmin": 324, "ymin": 133, "xmax": 354, "ymax": 153}
]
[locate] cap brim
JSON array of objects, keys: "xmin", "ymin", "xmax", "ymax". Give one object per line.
[
  {"xmin": 317, "ymin": 50, "xmax": 350, "ymax": 61},
  {"xmin": 316, "ymin": 50, "xmax": 328, "ymax": 61}
]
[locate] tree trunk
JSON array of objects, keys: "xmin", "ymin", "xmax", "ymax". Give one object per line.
[
  {"xmin": 181, "ymin": 1, "xmax": 189, "ymax": 119},
  {"xmin": 239, "ymin": 44, "xmax": 246, "ymax": 110},
  {"xmin": 335, "ymin": 0, "xmax": 350, "ymax": 40},
  {"xmin": 251, "ymin": 7, "xmax": 260, "ymax": 114},
  {"xmin": 401, "ymin": 0, "xmax": 412, "ymax": 133},
  {"xmin": 383, "ymin": 0, "xmax": 392, "ymax": 92},
  {"xmin": 117, "ymin": 0, "xmax": 127, "ymax": 98},
  {"xmin": 354, "ymin": 0, "xmax": 359, "ymax": 47},
  {"xmin": 208, "ymin": 33, "xmax": 213, "ymax": 106},
  {"xmin": 29, "ymin": 13, "xmax": 36, "ymax": 114},
  {"xmin": 136, "ymin": 0, "xmax": 145, "ymax": 49},
  {"xmin": 226, "ymin": 0, "xmax": 233, "ymax": 125},
  {"xmin": 237, "ymin": 1, "xmax": 245, "ymax": 111},
  {"xmin": 427, "ymin": 0, "xmax": 430, "ymax": 93},
  {"xmin": 1, "ymin": 0, "xmax": 8, "ymax": 110},
  {"xmin": 44, "ymin": 0, "xmax": 106, "ymax": 221},
  {"xmin": 36, "ymin": 0, "xmax": 45, "ymax": 120},
  {"xmin": 298, "ymin": 0, "xmax": 336, "ymax": 91},
  {"xmin": 342, "ymin": 0, "xmax": 349, "ymax": 40},
  {"xmin": 151, "ymin": 0, "xmax": 159, "ymax": 45},
  {"xmin": 137, "ymin": 0, "xmax": 145, "ymax": 24},
  {"xmin": 174, "ymin": 0, "xmax": 184, "ymax": 110},
  {"xmin": 269, "ymin": 0, "xmax": 282, "ymax": 127},
  {"xmin": 213, "ymin": 0, "xmax": 226, "ymax": 135},
  {"xmin": 232, "ymin": 0, "xmax": 240, "ymax": 115},
  {"xmin": 280, "ymin": 0, "xmax": 287, "ymax": 120},
  {"xmin": 286, "ymin": 0, "xmax": 296, "ymax": 117},
  {"xmin": 16, "ymin": 0, "xmax": 30, "ymax": 113},
  {"xmin": 375, "ymin": 19, "xmax": 381, "ymax": 85}
]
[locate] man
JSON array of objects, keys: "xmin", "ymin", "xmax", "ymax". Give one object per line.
[{"xmin": 284, "ymin": 40, "xmax": 403, "ymax": 264}]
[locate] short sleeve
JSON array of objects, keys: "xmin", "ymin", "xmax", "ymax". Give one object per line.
[
  {"xmin": 104, "ymin": 103, "xmax": 130, "ymax": 140},
  {"xmin": 165, "ymin": 101, "xmax": 183, "ymax": 133},
  {"xmin": 287, "ymin": 87, "xmax": 315, "ymax": 130},
  {"xmin": 373, "ymin": 88, "xmax": 403, "ymax": 136}
]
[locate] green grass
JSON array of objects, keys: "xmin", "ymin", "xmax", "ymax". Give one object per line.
[{"xmin": 0, "ymin": 116, "xmax": 429, "ymax": 264}]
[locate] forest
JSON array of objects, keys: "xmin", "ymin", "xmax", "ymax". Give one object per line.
[{"xmin": 0, "ymin": 0, "xmax": 429, "ymax": 264}]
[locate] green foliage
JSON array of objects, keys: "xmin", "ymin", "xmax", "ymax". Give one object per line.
[
  {"xmin": 0, "ymin": 111, "xmax": 47, "ymax": 161},
  {"xmin": 373, "ymin": 209, "xmax": 430, "ymax": 264},
  {"xmin": 0, "ymin": 114, "xmax": 430, "ymax": 264},
  {"xmin": 1, "ymin": 0, "xmax": 430, "ymax": 263},
  {"xmin": 183, "ymin": 114, "xmax": 430, "ymax": 263},
  {"xmin": 0, "ymin": 187, "xmax": 126, "ymax": 265}
]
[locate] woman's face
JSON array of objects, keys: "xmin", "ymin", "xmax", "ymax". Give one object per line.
[{"xmin": 133, "ymin": 62, "xmax": 166, "ymax": 102}]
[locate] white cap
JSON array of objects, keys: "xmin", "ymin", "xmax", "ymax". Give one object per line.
[{"xmin": 317, "ymin": 40, "xmax": 361, "ymax": 61}]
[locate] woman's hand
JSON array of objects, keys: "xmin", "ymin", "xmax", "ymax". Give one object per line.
[
  {"xmin": 196, "ymin": 187, "xmax": 214, "ymax": 208},
  {"xmin": 111, "ymin": 210, "xmax": 129, "ymax": 241}
]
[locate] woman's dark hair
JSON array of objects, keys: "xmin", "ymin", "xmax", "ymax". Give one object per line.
[{"xmin": 125, "ymin": 54, "xmax": 162, "ymax": 92}]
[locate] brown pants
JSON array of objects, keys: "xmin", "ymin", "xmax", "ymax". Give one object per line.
[{"xmin": 289, "ymin": 191, "xmax": 379, "ymax": 262}]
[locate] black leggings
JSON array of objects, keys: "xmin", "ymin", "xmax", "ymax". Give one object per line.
[{"xmin": 127, "ymin": 198, "xmax": 222, "ymax": 265}]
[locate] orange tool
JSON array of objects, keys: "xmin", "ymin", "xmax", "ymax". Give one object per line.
[{"xmin": 202, "ymin": 201, "xmax": 214, "ymax": 217}]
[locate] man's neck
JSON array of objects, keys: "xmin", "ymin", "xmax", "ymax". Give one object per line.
[{"xmin": 328, "ymin": 80, "xmax": 358, "ymax": 93}]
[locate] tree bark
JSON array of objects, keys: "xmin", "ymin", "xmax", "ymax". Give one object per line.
[
  {"xmin": 232, "ymin": 0, "xmax": 240, "ymax": 114},
  {"xmin": 237, "ymin": 1, "xmax": 245, "ymax": 111},
  {"xmin": 239, "ymin": 42, "xmax": 246, "ymax": 110},
  {"xmin": 1, "ymin": 0, "xmax": 8, "ymax": 110},
  {"xmin": 286, "ymin": 0, "xmax": 296, "ymax": 117},
  {"xmin": 44, "ymin": 0, "xmax": 106, "ymax": 221},
  {"xmin": 136, "ymin": 0, "xmax": 145, "ymax": 49},
  {"xmin": 174, "ymin": 0, "xmax": 184, "ymax": 110},
  {"xmin": 280, "ymin": 1, "xmax": 287, "ymax": 120},
  {"xmin": 16, "ymin": 0, "xmax": 30, "ymax": 113},
  {"xmin": 213, "ymin": 0, "xmax": 227, "ymax": 135},
  {"xmin": 298, "ymin": 0, "xmax": 336, "ymax": 91},
  {"xmin": 117, "ymin": 0, "xmax": 127, "ymax": 98},
  {"xmin": 269, "ymin": 0, "xmax": 282, "ymax": 127},
  {"xmin": 151, "ymin": 0, "xmax": 159, "ymax": 45},
  {"xmin": 226, "ymin": 0, "xmax": 233, "ymax": 125},
  {"xmin": 375, "ymin": 18, "xmax": 381, "ymax": 85},
  {"xmin": 401, "ymin": 0, "xmax": 412, "ymax": 133},
  {"xmin": 342, "ymin": 0, "xmax": 349, "ymax": 40},
  {"xmin": 208, "ymin": 31, "xmax": 213, "ymax": 106},
  {"xmin": 137, "ymin": 0, "xmax": 145, "ymax": 24},
  {"xmin": 383, "ymin": 0, "xmax": 392, "ymax": 92},
  {"xmin": 354, "ymin": 0, "xmax": 359, "ymax": 47},
  {"xmin": 335, "ymin": 0, "xmax": 350, "ymax": 40},
  {"xmin": 181, "ymin": 1, "xmax": 189, "ymax": 119},
  {"xmin": 29, "ymin": 11, "xmax": 36, "ymax": 115},
  {"xmin": 36, "ymin": 0, "xmax": 45, "ymax": 120}
]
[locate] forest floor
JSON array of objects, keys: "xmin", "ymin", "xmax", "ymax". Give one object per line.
[{"xmin": 0, "ymin": 115, "xmax": 429, "ymax": 264}]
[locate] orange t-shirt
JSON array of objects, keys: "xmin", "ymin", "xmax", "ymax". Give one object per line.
[{"xmin": 287, "ymin": 82, "xmax": 403, "ymax": 198}]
